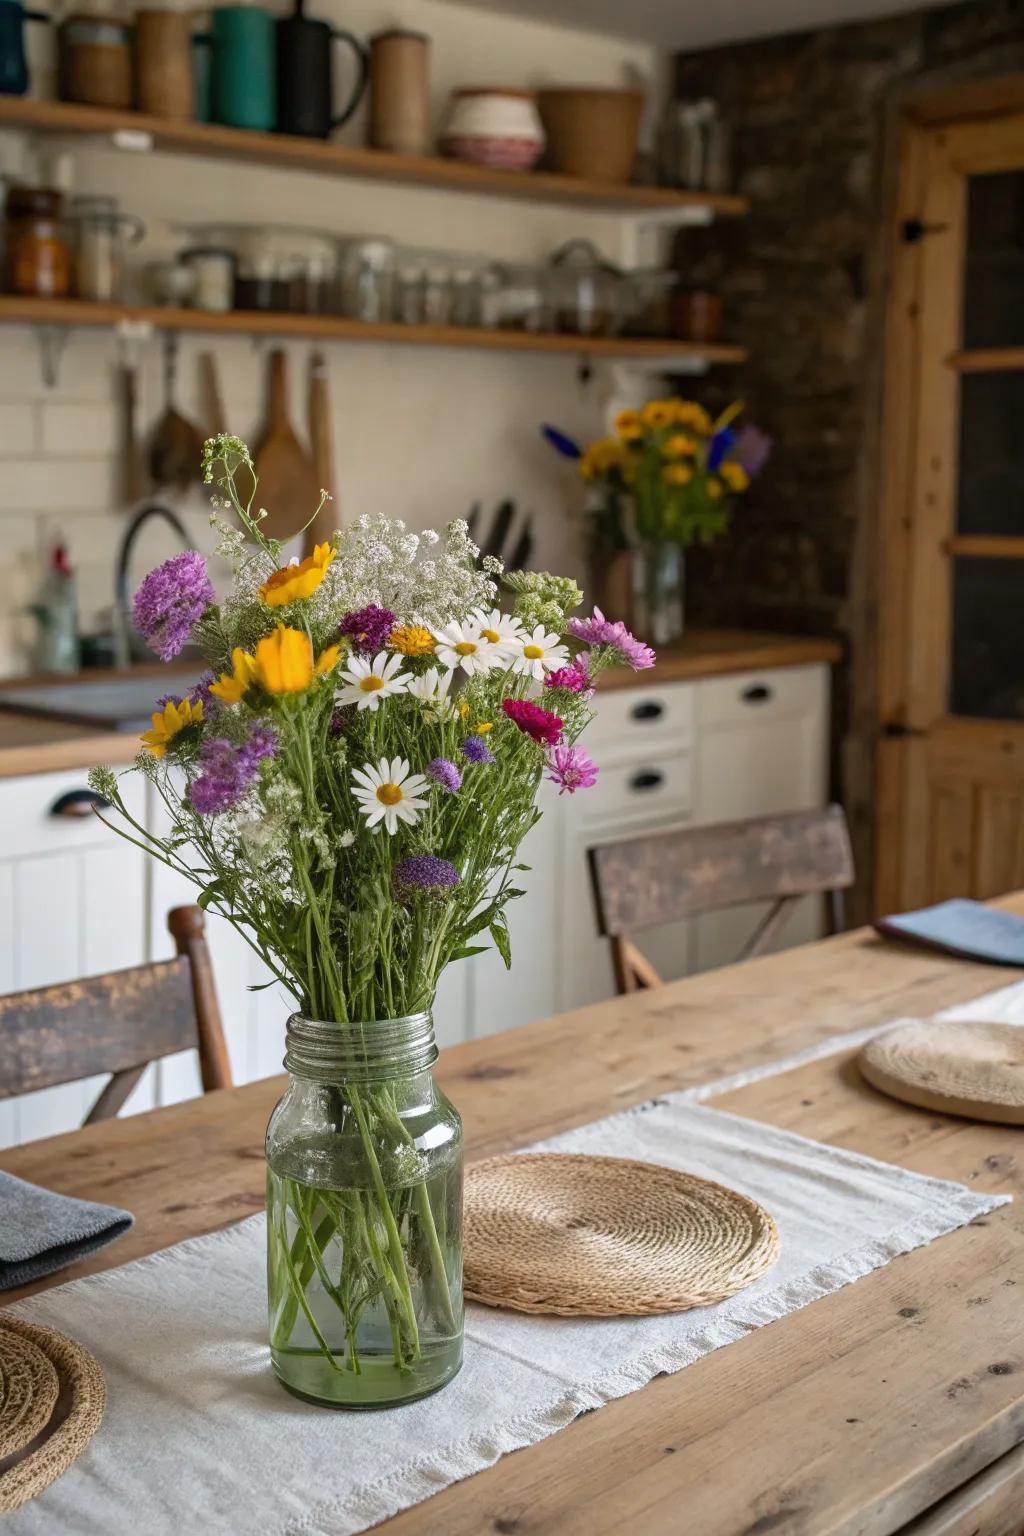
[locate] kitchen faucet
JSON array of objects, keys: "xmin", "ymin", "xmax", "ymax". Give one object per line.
[{"xmin": 114, "ymin": 501, "xmax": 194, "ymax": 666}]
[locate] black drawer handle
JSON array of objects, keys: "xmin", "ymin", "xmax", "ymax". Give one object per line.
[
  {"xmin": 741, "ymin": 683, "xmax": 773, "ymax": 705},
  {"xmin": 48, "ymin": 789, "xmax": 111, "ymax": 819},
  {"xmin": 630, "ymin": 700, "xmax": 665, "ymax": 723},
  {"xmin": 629, "ymin": 769, "xmax": 665, "ymax": 793}
]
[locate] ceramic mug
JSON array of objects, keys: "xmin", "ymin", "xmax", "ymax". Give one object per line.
[{"xmin": 210, "ymin": 5, "xmax": 275, "ymax": 132}]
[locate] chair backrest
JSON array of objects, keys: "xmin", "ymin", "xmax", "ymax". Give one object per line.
[
  {"xmin": 589, "ymin": 805, "xmax": 855, "ymax": 993},
  {"xmin": 0, "ymin": 906, "xmax": 232, "ymax": 1124}
]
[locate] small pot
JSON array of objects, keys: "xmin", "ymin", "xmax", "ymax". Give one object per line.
[
  {"xmin": 441, "ymin": 87, "xmax": 544, "ymax": 172},
  {"xmin": 537, "ymin": 86, "xmax": 643, "ymax": 184}
]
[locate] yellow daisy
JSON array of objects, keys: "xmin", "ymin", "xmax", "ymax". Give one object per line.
[
  {"xmin": 210, "ymin": 647, "xmax": 259, "ymax": 705},
  {"xmin": 665, "ymin": 433, "xmax": 696, "ymax": 458},
  {"xmin": 389, "ymin": 624, "xmax": 436, "ymax": 657},
  {"xmin": 672, "ymin": 401, "xmax": 713, "ymax": 435},
  {"xmin": 720, "ymin": 461, "xmax": 750, "ymax": 492},
  {"xmin": 141, "ymin": 696, "xmax": 203, "ymax": 756},
  {"xmin": 641, "ymin": 399, "xmax": 676, "ymax": 429},
  {"xmin": 707, "ymin": 477, "xmax": 724, "ymax": 500},
  {"xmin": 259, "ymin": 543, "xmax": 335, "ymax": 608},
  {"xmin": 663, "ymin": 463, "xmax": 692, "ymax": 487},
  {"xmin": 614, "ymin": 408, "xmax": 644, "ymax": 441}
]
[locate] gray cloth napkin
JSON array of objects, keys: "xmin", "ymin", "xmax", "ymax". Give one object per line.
[{"xmin": 0, "ymin": 1170, "xmax": 133, "ymax": 1290}]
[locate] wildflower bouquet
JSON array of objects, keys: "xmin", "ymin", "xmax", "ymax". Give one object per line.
[{"xmin": 92, "ymin": 434, "xmax": 654, "ymax": 1407}]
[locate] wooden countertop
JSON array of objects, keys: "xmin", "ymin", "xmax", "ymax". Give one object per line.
[
  {"xmin": 0, "ymin": 631, "xmax": 841, "ymax": 780},
  {"xmin": 4, "ymin": 907, "xmax": 1023, "ymax": 1532}
]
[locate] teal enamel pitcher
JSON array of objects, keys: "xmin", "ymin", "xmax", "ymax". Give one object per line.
[
  {"xmin": 210, "ymin": 5, "xmax": 275, "ymax": 131},
  {"xmin": 0, "ymin": 0, "xmax": 49, "ymax": 96}
]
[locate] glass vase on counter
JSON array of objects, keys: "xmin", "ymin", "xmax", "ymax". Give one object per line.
[{"xmin": 630, "ymin": 542, "xmax": 685, "ymax": 648}]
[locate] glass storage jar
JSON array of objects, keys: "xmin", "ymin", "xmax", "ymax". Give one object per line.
[
  {"xmin": 545, "ymin": 239, "xmax": 622, "ymax": 337},
  {"xmin": 70, "ymin": 194, "xmax": 145, "ymax": 303},
  {"xmin": 4, "ymin": 186, "xmax": 71, "ymax": 298},
  {"xmin": 266, "ymin": 1010, "xmax": 464, "ymax": 1409},
  {"xmin": 339, "ymin": 237, "xmax": 396, "ymax": 323},
  {"xmin": 181, "ymin": 245, "xmax": 234, "ymax": 312}
]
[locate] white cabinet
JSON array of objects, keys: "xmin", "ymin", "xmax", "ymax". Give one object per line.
[{"xmin": 0, "ymin": 768, "xmax": 150, "ymax": 1148}]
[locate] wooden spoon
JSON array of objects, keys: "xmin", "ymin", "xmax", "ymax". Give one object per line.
[
  {"xmin": 148, "ymin": 333, "xmax": 204, "ymax": 491},
  {"xmin": 253, "ymin": 349, "xmax": 319, "ymax": 543}
]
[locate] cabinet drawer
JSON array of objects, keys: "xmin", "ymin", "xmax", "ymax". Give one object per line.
[
  {"xmin": 590, "ymin": 680, "xmax": 695, "ymax": 756},
  {"xmin": 697, "ymin": 665, "xmax": 826, "ymax": 732},
  {"xmin": 577, "ymin": 744, "xmax": 693, "ymax": 828},
  {"xmin": 0, "ymin": 768, "xmax": 145, "ymax": 861}
]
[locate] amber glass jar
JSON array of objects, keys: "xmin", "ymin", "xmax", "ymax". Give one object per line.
[{"xmin": 5, "ymin": 187, "xmax": 71, "ymax": 298}]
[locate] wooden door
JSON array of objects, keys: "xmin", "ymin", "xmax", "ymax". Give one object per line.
[{"xmin": 877, "ymin": 96, "xmax": 1024, "ymax": 912}]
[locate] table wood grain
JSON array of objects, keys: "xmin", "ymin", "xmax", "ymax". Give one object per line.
[{"xmin": 3, "ymin": 908, "xmax": 1024, "ymax": 1535}]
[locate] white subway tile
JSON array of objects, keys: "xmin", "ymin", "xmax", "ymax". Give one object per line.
[
  {"xmin": 40, "ymin": 402, "xmax": 118, "ymax": 456},
  {"xmin": 0, "ymin": 459, "xmax": 117, "ymax": 513},
  {"xmin": 0, "ymin": 403, "xmax": 37, "ymax": 455}
]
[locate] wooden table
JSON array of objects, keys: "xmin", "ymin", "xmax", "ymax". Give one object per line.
[{"xmin": 4, "ymin": 911, "xmax": 1024, "ymax": 1535}]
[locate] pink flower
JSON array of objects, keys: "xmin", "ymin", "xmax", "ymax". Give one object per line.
[
  {"xmin": 501, "ymin": 698, "xmax": 563, "ymax": 746},
  {"xmin": 545, "ymin": 655, "xmax": 594, "ymax": 696},
  {"xmin": 546, "ymin": 744, "xmax": 598, "ymax": 795},
  {"xmin": 567, "ymin": 607, "xmax": 656, "ymax": 672}
]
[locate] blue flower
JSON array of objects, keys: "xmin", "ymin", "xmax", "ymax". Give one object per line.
[
  {"xmin": 707, "ymin": 426, "xmax": 736, "ymax": 472},
  {"xmin": 540, "ymin": 425, "xmax": 582, "ymax": 461}
]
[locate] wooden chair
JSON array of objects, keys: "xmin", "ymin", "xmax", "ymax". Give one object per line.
[
  {"xmin": 589, "ymin": 805, "xmax": 855, "ymax": 994},
  {"xmin": 0, "ymin": 906, "xmax": 232, "ymax": 1124}
]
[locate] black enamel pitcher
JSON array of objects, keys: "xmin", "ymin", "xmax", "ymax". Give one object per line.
[{"xmin": 275, "ymin": 0, "xmax": 367, "ymax": 138}]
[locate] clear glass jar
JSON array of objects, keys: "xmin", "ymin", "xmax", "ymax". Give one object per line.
[
  {"xmin": 266, "ymin": 1011, "xmax": 464, "ymax": 1409},
  {"xmin": 545, "ymin": 239, "xmax": 623, "ymax": 337},
  {"xmin": 70, "ymin": 194, "xmax": 144, "ymax": 303},
  {"xmin": 339, "ymin": 237, "xmax": 396, "ymax": 323}
]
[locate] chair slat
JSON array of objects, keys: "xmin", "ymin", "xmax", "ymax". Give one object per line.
[
  {"xmin": 0, "ymin": 956, "xmax": 196, "ymax": 1102},
  {"xmin": 589, "ymin": 805, "xmax": 854, "ymax": 938}
]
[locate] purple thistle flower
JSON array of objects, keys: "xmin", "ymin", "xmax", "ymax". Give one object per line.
[
  {"xmin": 546, "ymin": 744, "xmax": 599, "ymax": 796},
  {"xmin": 394, "ymin": 854, "xmax": 461, "ymax": 901},
  {"xmin": 426, "ymin": 757, "xmax": 462, "ymax": 793},
  {"xmin": 734, "ymin": 423, "xmax": 773, "ymax": 478},
  {"xmin": 545, "ymin": 655, "xmax": 593, "ymax": 696},
  {"xmin": 568, "ymin": 607, "xmax": 656, "ymax": 672},
  {"xmin": 461, "ymin": 736, "xmax": 495, "ymax": 764},
  {"xmin": 132, "ymin": 551, "xmax": 215, "ymax": 662},
  {"xmin": 188, "ymin": 671, "xmax": 216, "ymax": 711},
  {"xmin": 339, "ymin": 604, "xmax": 396, "ymax": 655},
  {"xmin": 188, "ymin": 726, "xmax": 276, "ymax": 817}
]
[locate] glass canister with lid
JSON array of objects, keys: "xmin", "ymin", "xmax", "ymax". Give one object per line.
[
  {"xmin": 545, "ymin": 239, "xmax": 623, "ymax": 337},
  {"xmin": 339, "ymin": 236, "xmax": 396, "ymax": 324}
]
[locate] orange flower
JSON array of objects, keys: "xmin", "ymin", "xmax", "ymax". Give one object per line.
[
  {"xmin": 259, "ymin": 543, "xmax": 335, "ymax": 608},
  {"xmin": 253, "ymin": 625, "xmax": 337, "ymax": 694},
  {"xmin": 210, "ymin": 648, "xmax": 259, "ymax": 705}
]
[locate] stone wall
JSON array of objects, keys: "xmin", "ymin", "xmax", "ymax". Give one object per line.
[{"xmin": 672, "ymin": 0, "xmax": 1024, "ymax": 916}]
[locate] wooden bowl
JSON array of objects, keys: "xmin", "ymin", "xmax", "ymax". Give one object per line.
[{"xmin": 537, "ymin": 87, "xmax": 643, "ymax": 183}]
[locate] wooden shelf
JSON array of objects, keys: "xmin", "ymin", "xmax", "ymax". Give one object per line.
[
  {"xmin": 0, "ymin": 295, "xmax": 750, "ymax": 365},
  {"xmin": 949, "ymin": 347, "xmax": 1024, "ymax": 373},
  {"xmin": 0, "ymin": 97, "xmax": 749, "ymax": 219},
  {"xmin": 945, "ymin": 535, "xmax": 1024, "ymax": 560}
]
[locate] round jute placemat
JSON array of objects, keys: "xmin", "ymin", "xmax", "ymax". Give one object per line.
[
  {"xmin": 859, "ymin": 1019, "xmax": 1024, "ymax": 1126},
  {"xmin": 0, "ymin": 1317, "xmax": 105, "ymax": 1515},
  {"xmin": 464, "ymin": 1153, "xmax": 780, "ymax": 1316}
]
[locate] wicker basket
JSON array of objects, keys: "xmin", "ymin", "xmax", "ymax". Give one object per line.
[{"xmin": 537, "ymin": 87, "xmax": 643, "ymax": 183}]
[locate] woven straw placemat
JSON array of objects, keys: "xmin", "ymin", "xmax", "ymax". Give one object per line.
[
  {"xmin": 859, "ymin": 1018, "xmax": 1024, "ymax": 1125},
  {"xmin": 0, "ymin": 1316, "xmax": 105, "ymax": 1514},
  {"xmin": 464, "ymin": 1153, "xmax": 780, "ymax": 1316}
]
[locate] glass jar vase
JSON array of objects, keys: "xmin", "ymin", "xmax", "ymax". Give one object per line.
[
  {"xmin": 631, "ymin": 541, "xmax": 685, "ymax": 648},
  {"xmin": 266, "ymin": 1011, "xmax": 464, "ymax": 1409}
]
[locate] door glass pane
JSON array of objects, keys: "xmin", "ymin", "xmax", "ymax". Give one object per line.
[
  {"xmin": 950, "ymin": 558, "xmax": 1024, "ymax": 719},
  {"xmin": 956, "ymin": 369, "xmax": 1024, "ymax": 536},
  {"xmin": 963, "ymin": 170, "xmax": 1024, "ymax": 350}
]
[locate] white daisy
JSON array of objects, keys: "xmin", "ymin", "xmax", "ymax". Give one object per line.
[
  {"xmin": 432, "ymin": 619, "xmax": 500, "ymax": 676},
  {"xmin": 336, "ymin": 651, "xmax": 411, "ymax": 712},
  {"xmin": 506, "ymin": 624, "xmax": 570, "ymax": 681},
  {"xmin": 351, "ymin": 757, "xmax": 430, "ymax": 835},
  {"xmin": 406, "ymin": 666, "xmax": 454, "ymax": 711},
  {"xmin": 472, "ymin": 607, "xmax": 524, "ymax": 660}
]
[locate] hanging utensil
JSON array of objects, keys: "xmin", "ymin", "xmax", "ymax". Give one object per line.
[
  {"xmin": 148, "ymin": 333, "xmax": 204, "ymax": 491},
  {"xmin": 252, "ymin": 348, "xmax": 320, "ymax": 543},
  {"xmin": 507, "ymin": 515, "xmax": 534, "ymax": 572},
  {"xmin": 481, "ymin": 499, "xmax": 516, "ymax": 562},
  {"xmin": 304, "ymin": 350, "xmax": 336, "ymax": 555},
  {"xmin": 198, "ymin": 350, "xmax": 226, "ymax": 438}
]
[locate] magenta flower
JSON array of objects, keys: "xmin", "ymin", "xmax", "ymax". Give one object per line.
[
  {"xmin": 188, "ymin": 726, "xmax": 277, "ymax": 816},
  {"xmin": 501, "ymin": 698, "xmax": 563, "ymax": 746},
  {"xmin": 132, "ymin": 551, "xmax": 215, "ymax": 661},
  {"xmin": 426, "ymin": 757, "xmax": 462, "ymax": 793},
  {"xmin": 545, "ymin": 655, "xmax": 593, "ymax": 696},
  {"xmin": 339, "ymin": 604, "xmax": 396, "ymax": 654},
  {"xmin": 546, "ymin": 744, "xmax": 599, "ymax": 795},
  {"xmin": 568, "ymin": 607, "xmax": 655, "ymax": 672}
]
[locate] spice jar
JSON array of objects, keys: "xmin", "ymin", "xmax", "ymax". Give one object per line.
[
  {"xmin": 339, "ymin": 237, "xmax": 395, "ymax": 323},
  {"xmin": 4, "ymin": 186, "xmax": 71, "ymax": 299},
  {"xmin": 672, "ymin": 287, "xmax": 723, "ymax": 344},
  {"xmin": 181, "ymin": 245, "xmax": 234, "ymax": 311},
  {"xmin": 70, "ymin": 194, "xmax": 145, "ymax": 303}
]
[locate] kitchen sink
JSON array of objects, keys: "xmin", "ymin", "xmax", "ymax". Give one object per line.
[{"xmin": 0, "ymin": 674, "xmax": 203, "ymax": 733}]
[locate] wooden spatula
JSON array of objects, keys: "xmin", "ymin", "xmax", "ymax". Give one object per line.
[
  {"xmin": 304, "ymin": 351, "xmax": 337, "ymax": 555},
  {"xmin": 253, "ymin": 349, "xmax": 319, "ymax": 543}
]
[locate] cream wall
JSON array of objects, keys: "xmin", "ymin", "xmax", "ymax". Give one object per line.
[{"xmin": 0, "ymin": 1, "xmax": 662, "ymax": 674}]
